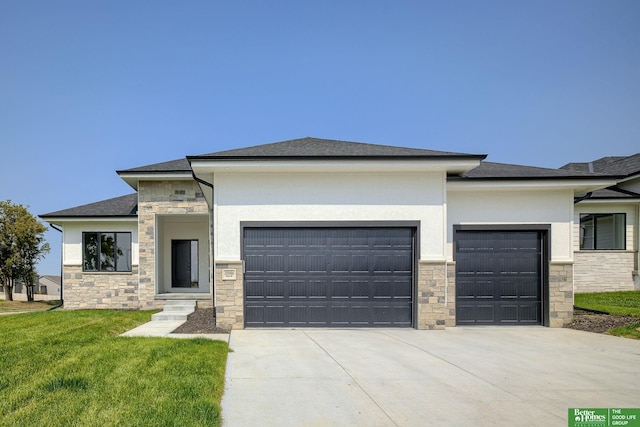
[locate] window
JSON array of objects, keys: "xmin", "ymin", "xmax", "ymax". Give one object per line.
[
  {"xmin": 580, "ymin": 214, "xmax": 625, "ymax": 250},
  {"xmin": 83, "ymin": 232, "xmax": 132, "ymax": 272}
]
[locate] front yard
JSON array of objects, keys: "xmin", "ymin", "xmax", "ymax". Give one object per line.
[
  {"xmin": 0, "ymin": 310, "xmax": 228, "ymax": 426},
  {"xmin": 573, "ymin": 290, "xmax": 640, "ymax": 339},
  {"xmin": 0, "ymin": 299, "xmax": 60, "ymax": 313}
]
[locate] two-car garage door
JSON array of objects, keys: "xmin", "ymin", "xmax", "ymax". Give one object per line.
[{"xmin": 243, "ymin": 227, "xmax": 414, "ymax": 327}]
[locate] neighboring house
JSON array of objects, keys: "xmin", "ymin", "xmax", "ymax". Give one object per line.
[
  {"xmin": 6, "ymin": 276, "xmax": 61, "ymax": 300},
  {"xmin": 37, "ymin": 275, "xmax": 62, "ymax": 296},
  {"xmin": 561, "ymin": 154, "xmax": 640, "ymax": 293},
  {"xmin": 41, "ymin": 137, "xmax": 627, "ymax": 330}
]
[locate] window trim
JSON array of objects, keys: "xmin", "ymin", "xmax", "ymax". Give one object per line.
[
  {"xmin": 82, "ymin": 231, "xmax": 133, "ymax": 272},
  {"xmin": 579, "ymin": 213, "xmax": 626, "ymax": 251}
]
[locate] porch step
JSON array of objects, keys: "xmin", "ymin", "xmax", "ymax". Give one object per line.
[{"xmin": 151, "ymin": 300, "xmax": 196, "ymax": 322}]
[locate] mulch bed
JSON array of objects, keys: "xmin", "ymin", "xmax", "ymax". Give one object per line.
[
  {"xmin": 567, "ymin": 309, "xmax": 639, "ymax": 334},
  {"xmin": 173, "ymin": 307, "xmax": 638, "ymax": 335},
  {"xmin": 171, "ymin": 308, "xmax": 231, "ymax": 334}
]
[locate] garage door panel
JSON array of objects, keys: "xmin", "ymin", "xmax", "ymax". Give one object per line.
[
  {"xmin": 457, "ymin": 279, "xmax": 494, "ymax": 299},
  {"xmin": 456, "ymin": 230, "xmax": 542, "ymax": 325},
  {"xmin": 457, "ymin": 304, "xmax": 494, "ymax": 324},
  {"xmin": 244, "ymin": 227, "xmax": 414, "ymax": 327},
  {"xmin": 500, "ymin": 304, "xmax": 519, "ymax": 323},
  {"xmin": 519, "ymin": 304, "xmax": 541, "ymax": 323}
]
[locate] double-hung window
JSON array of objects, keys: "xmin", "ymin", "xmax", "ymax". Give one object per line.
[
  {"xmin": 579, "ymin": 213, "xmax": 625, "ymax": 250},
  {"xmin": 83, "ymin": 232, "xmax": 132, "ymax": 272}
]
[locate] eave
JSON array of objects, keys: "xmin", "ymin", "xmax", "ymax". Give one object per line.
[
  {"xmin": 189, "ymin": 158, "xmax": 483, "ymax": 175},
  {"xmin": 447, "ymin": 178, "xmax": 618, "ymax": 194},
  {"xmin": 116, "ymin": 172, "xmax": 195, "ymax": 190},
  {"xmin": 40, "ymin": 216, "xmax": 138, "ymax": 227}
]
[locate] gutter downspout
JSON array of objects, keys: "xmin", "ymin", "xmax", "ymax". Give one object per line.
[
  {"xmin": 191, "ymin": 171, "xmax": 217, "ymax": 317},
  {"xmin": 48, "ymin": 224, "xmax": 63, "ymax": 310}
]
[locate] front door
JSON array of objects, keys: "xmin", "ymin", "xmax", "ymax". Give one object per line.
[{"xmin": 172, "ymin": 240, "xmax": 199, "ymax": 288}]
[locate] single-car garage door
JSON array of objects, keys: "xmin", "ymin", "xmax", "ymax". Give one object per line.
[
  {"xmin": 455, "ymin": 230, "xmax": 543, "ymax": 325},
  {"xmin": 243, "ymin": 227, "xmax": 414, "ymax": 327}
]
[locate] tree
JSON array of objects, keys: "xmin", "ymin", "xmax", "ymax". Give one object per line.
[{"xmin": 0, "ymin": 201, "xmax": 50, "ymax": 301}]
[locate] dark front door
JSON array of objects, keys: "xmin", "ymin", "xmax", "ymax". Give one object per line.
[
  {"xmin": 172, "ymin": 240, "xmax": 198, "ymax": 288},
  {"xmin": 243, "ymin": 227, "xmax": 414, "ymax": 327},
  {"xmin": 455, "ymin": 230, "xmax": 543, "ymax": 325}
]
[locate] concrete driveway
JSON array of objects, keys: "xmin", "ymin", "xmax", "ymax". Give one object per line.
[{"xmin": 221, "ymin": 327, "xmax": 640, "ymax": 426}]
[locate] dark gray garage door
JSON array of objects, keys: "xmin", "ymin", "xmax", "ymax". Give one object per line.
[
  {"xmin": 243, "ymin": 227, "xmax": 414, "ymax": 327},
  {"xmin": 455, "ymin": 230, "xmax": 543, "ymax": 325}
]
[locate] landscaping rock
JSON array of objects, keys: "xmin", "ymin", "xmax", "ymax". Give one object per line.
[
  {"xmin": 171, "ymin": 308, "xmax": 231, "ymax": 334},
  {"xmin": 567, "ymin": 310, "xmax": 638, "ymax": 334}
]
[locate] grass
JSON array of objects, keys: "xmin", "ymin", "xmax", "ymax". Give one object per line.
[
  {"xmin": 0, "ymin": 299, "xmax": 60, "ymax": 313},
  {"xmin": 575, "ymin": 290, "xmax": 640, "ymax": 339},
  {"xmin": 0, "ymin": 310, "xmax": 228, "ymax": 426},
  {"xmin": 574, "ymin": 290, "xmax": 640, "ymax": 317}
]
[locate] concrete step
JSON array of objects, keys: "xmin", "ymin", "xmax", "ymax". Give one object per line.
[
  {"xmin": 151, "ymin": 300, "xmax": 196, "ymax": 321},
  {"xmin": 151, "ymin": 313, "xmax": 190, "ymax": 321},
  {"xmin": 163, "ymin": 299, "xmax": 197, "ymax": 307}
]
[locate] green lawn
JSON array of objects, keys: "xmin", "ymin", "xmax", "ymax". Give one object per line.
[
  {"xmin": 574, "ymin": 290, "xmax": 640, "ymax": 317},
  {"xmin": 0, "ymin": 310, "xmax": 228, "ymax": 426},
  {"xmin": 575, "ymin": 290, "xmax": 640, "ymax": 339},
  {"xmin": 0, "ymin": 299, "xmax": 60, "ymax": 313}
]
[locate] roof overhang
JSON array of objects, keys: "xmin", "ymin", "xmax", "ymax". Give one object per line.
[
  {"xmin": 574, "ymin": 197, "xmax": 640, "ymax": 204},
  {"xmin": 116, "ymin": 172, "xmax": 194, "ymax": 190},
  {"xmin": 447, "ymin": 178, "xmax": 618, "ymax": 194},
  {"xmin": 40, "ymin": 217, "xmax": 138, "ymax": 227},
  {"xmin": 189, "ymin": 158, "xmax": 483, "ymax": 175}
]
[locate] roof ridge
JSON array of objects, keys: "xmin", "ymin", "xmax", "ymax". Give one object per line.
[{"xmin": 190, "ymin": 136, "xmax": 486, "ymax": 159}]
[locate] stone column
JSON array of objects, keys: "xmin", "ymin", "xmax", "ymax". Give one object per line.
[
  {"xmin": 416, "ymin": 260, "xmax": 456, "ymax": 329},
  {"xmin": 549, "ymin": 261, "xmax": 574, "ymax": 327},
  {"xmin": 215, "ymin": 261, "xmax": 244, "ymax": 330}
]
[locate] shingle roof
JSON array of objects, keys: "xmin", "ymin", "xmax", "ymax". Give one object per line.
[
  {"xmin": 117, "ymin": 158, "xmax": 191, "ymax": 174},
  {"xmin": 560, "ymin": 153, "xmax": 640, "ymax": 177},
  {"xmin": 188, "ymin": 137, "xmax": 486, "ymax": 160},
  {"xmin": 39, "ymin": 275, "xmax": 61, "ymax": 285},
  {"xmin": 588, "ymin": 186, "xmax": 640, "ymax": 199},
  {"xmin": 452, "ymin": 161, "xmax": 610, "ymax": 180},
  {"xmin": 40, "ymin": 194, "xmax": 138, "ymax": 218}
]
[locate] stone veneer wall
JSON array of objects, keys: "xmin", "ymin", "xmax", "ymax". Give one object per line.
[
  {"xmin": 137, "ymin": 180, "xmax": 210, "ymax": 310},
  {"xmin": 63, "ymin": 266, "xmax": 139, "ymax": 309},
  {"xmin": 549, "ymin": 261, "xmax": 574, "ymax": 328},
  {"xmin": 573, "ymin": 251, "xmax": 637, "ymax": 293},
  {"xmin": 416, "ymin": 261, "xmax": 456, "ymax": 330},
  {"xmin": 214, "ymin": 261, "xmax": 244, "ymax": 330}
]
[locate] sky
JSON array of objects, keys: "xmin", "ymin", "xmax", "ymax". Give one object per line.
[{"xmin": 1, "ymin": 0, "xmax": 639, "ymax": 275}]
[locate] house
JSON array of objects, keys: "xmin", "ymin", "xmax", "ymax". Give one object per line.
[
  {"xmin": 561, "ymin": 154, "xmax": 640, "ymax": 293},
  {"xmin": 40, "ymin": 137, "xmax": 629, "ymax": 330},
  {"xmin": 5, "ymin": 276, "xmax": 61, "ymax": 301},
  {"xmin": 37, "ymin": 275, "xmax": 62, "ymax": 297}
]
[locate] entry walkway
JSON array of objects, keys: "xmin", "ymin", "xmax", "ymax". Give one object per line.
[
  {"xmin": 120, "ymin": 319, "xmax": 229, "ymax": 342},
  {"xmin": 222, "ymin": 327, "xmax": 640, "ymax": 426}
]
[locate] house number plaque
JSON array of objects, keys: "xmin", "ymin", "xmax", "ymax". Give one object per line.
[{"xmin": 222, "ymin": 269, "xmax": 236, "ymax": 281}]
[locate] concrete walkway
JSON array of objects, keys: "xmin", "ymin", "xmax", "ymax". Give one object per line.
[
  {"xmin": 120, "ymin": 319, "xmax": 229, "ymax": 342},
  {"xmin": 222, "ymin": 327, "xmax": 640, "ymax": 427}
]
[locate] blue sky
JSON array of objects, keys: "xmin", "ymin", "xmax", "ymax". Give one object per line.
[{"xmin": 1, "ymin": 1, "xmax": 639, "ymax": 275}]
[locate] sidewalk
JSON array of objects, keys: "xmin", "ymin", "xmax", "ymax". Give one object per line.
[{"xmin": 120, "ymin": 319, "xmax": 229, "ymax": 342}]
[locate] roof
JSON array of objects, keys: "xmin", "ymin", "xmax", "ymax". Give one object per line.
[
  {"xmin": 39, "ymin": 275, "xmax": 61, "ymax": 285},
  {"xmin": 451, "ymin": 161, "xmax": 610, "ymax": 180},
  {"xmin": 188, "ymin": 137, "xmax": 487, "ymax": 160},
  {"xmin": 561, "ymin": 153, "xmax": 640, "ymax": 178},
  {"xmin": 586, "ymin": 186, "xmax": 640, "ymax": 200},
  {"xmin": 117, "ymin": 158, "xmax": 191, "ymax": 174},
  {"xmin": 40, "ymin": 194, "xmax": 138, "ymax": 218}
]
